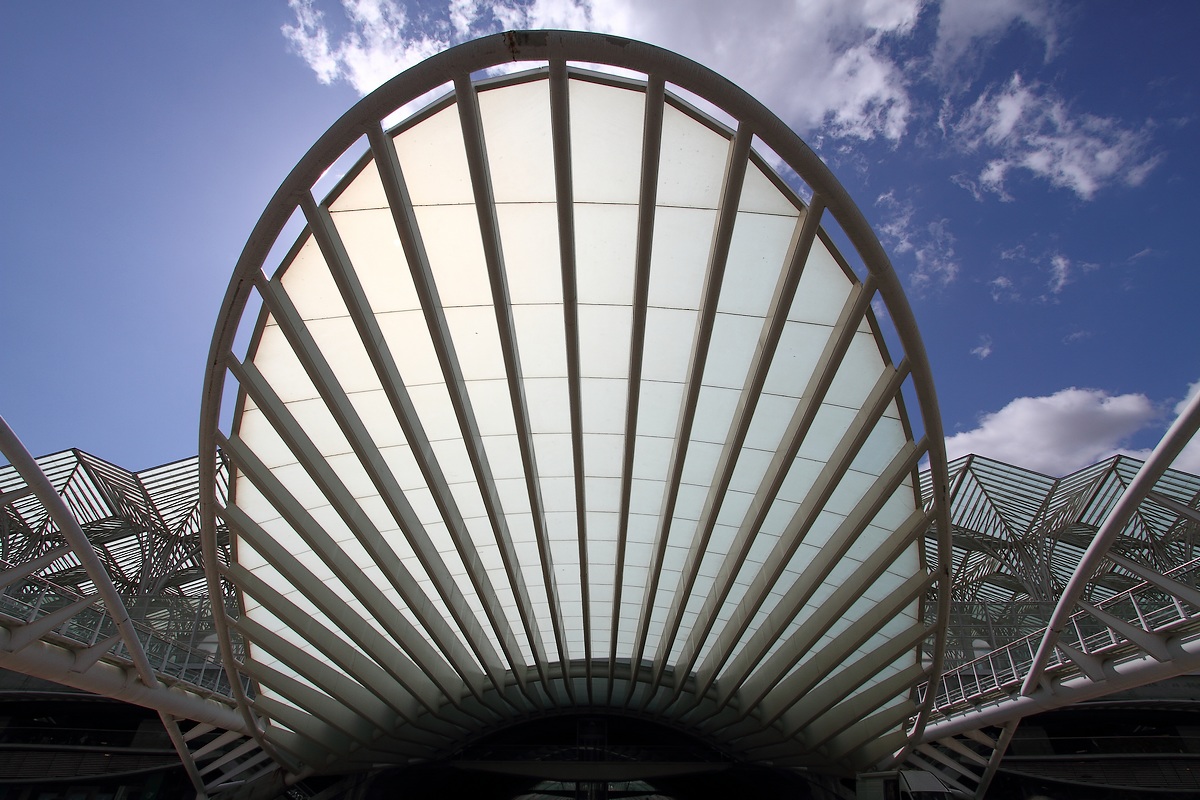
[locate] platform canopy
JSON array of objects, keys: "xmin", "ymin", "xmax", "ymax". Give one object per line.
[{"xmin": 199, "ymin": 31, "xmax": 951, "ymax": 779}]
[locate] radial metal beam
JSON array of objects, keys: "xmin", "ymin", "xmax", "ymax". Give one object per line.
[
  {"xmin": 366, "ymin": 121, "xmax": 552, "ymax": 690},
  {"xmin": 608, "ymin": 74, "xmax": 665, "ymax": 695},
  {"xmin": 454, "ymin": 72, "xmax": 574, "ymax": 700},
  {"xmin": 297, "ymin": 191, "xmax": 521, "ymax": 698},
  {"xmin": 631, "ymin": 123, "xmax": 754, "ymax": 698}
]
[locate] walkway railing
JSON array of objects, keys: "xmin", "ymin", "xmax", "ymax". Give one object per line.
[
  {"xmin": 0, "ymin": 560, "xmax": 247, "ymax": 699},
  {"xmin": 919, "ymin": 556, "xmax": 1200, "ymax": 720}
]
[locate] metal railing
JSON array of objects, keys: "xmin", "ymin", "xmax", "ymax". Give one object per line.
[
  {"xmin": 920, "ymin": 557, "xmax": 1200, "ymax": 720},
  {"xmin": 0, "ymin": 563, "xmax": 248, "ymax": 699}
]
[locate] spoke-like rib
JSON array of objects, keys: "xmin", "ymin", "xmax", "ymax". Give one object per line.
[
  {"xmin": 454, "ymin": 73, "xmax": 574, "ymax": 701},
  {"xmin": 549, "ymin": 61, "xmax": 592, "ymax": 698},
  {"xmin": 608, "ymin": 74, "xmax": 665, "ymax": 701},
  {"xmin": 367, "ymin": 123, "xmax": 552, "ymax": 693},
  {"xmin": 629, "ymin": 122, "xmax": 754, "ymax": 702},
  {"xmin": 247, "ymin": 275, "xmax": 495, "ymax": 707},
  {"xmin": 651, "ymin": 196, "xmax": 825, "ymax": 695},
  {"xmin": 300, "ymin": 190, "xmax": 530, "ymax": 701}
]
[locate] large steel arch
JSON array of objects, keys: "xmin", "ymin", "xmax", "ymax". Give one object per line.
[{"xmin": 198, "ymin": 30, "xmax": 952, "ymax": 782}]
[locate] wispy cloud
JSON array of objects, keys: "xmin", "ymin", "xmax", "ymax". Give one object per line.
[
  {"xmin": 875, "ymin": 191, "xmax": 960, "ymax": 288},
  {"xmin": 970, "ymin": 335, "xmax": 993, "ymax": 359},
  {"xmin": 953, "ymin": 73, "xmax": 1162, "ymax": 200}
]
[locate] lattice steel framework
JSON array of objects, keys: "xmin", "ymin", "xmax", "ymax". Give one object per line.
[
  {"xmin": 0, "ymin": 449, "xmax": 231, "ymax": 611},
  {"xmin": 925, "ymin": 454, "xmax": 1200, "ymax": 608},
  {"xmin": 198, "ymin": 30, "xmax": 953, "ymax": 782}
]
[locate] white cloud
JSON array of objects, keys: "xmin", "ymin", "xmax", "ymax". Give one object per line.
[
  {"xmin": 970, "ymin": 335, "xmax": 992, "ymax": 359},
  {"xmin": 282, "ymin": 0, "xmax": 922, "ymax": 142},
  {"xmin": 954, "ymin": 73, "xmax": 1161, "ymax": 200},
  {"xmin": 945, "ymin": 388, "xmax": 1158, "ymax": 475},
  {"xmin": 933, "ymin": 0, "xmax": 1058, "ymax": 73},
  {"xmin": 946, "ymin": 381, "xmax": 1200, "ymax": 476}
]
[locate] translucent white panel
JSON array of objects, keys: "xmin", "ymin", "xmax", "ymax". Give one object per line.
[
  {"xmin": 478, "ymin": 78, "xmax": 556, "ymax": 204},
  {"xmin": 690, "ymin": 385, "xmax": 740, "ymax": 445},
  {"xmin": 279, "ymin": 236, "xmax": 344, "ymax": 321},
  {"xmin": 377, "ymin": 444, "xmax": 429, "ymax": 494},
  {"xmin": 647, "ymin": 207, "xmax": 717, "ymax": 310},
  {"xmin": 703, "ymin": 313, "xmax": 761, "ymax": 390},
  {"xmin": 466, "ymin": 379, "xmax": 518, "ymax": 438},
  {"xmin": 826, "ymin": 471, "xmax": 875, "ymax": 519},
  {"xmin": 479, "ymin": 434, "xmax": 524, "ymax": 482},
  {"xmin": 416, "ymin": 205, "xmax": 491, "ymax": 308},
  {"xmin": 828, "ymin": 341, "xmax": 886, "ymax": 416},
  {"xmin": 680, "ymin": 440, "xmax": 721, "ymax": 488},
  {"xmin": 641, "ymin": 307, "xmax": 697, "ymax": 384},
  {"xmin": 328, "ymin": 158, "xmax": 388, "ymax": 212},
  {"xmin": 525, "ymin": 377, "xmax": 572, "ymax": 434},
  {"xmin": 580, "ymin": 378, "xmax": 627, "ymax": 436},
  {"xmin": 578, "ymin": 304, "xmax": 632, "ymax": 379},
  {"xmin": 739, "ymin": 158, "xmax": 802, "ymax": 217},
  {"xmin": 322, "ymin": 450, "xmax": 379, "ymax": 503},
  {"xmin": 636, "ymin": 381, "xmax": 686, "ymax": 441},
  {"xmin": 531, "ymin": 432, "xmax": 573, "ymax": 479},
  {"xmin": 497, "ymin": 203, "xmax": 563, "ymax": 304},
  {"xmin": 496, "ymin": 480, "xmax": 533, "ymax": 518},
  {"xmin": 656, "ymin": 103, "xmax": 729, "ymax": 210},
  {"xmin": 717, "ymin": 213, "xmax": 796, "ymax": 317},
  {"xmin": 512, "ymin": 307, "xmax": 567, "ymax": 383},
  {"xmin": 575, "ymin": 205, "xmax": 638, "ymax": 306},
  {"xmin": 795, "ymin": 404, "xmax": 856, "ymax": 464},
  {"xmin": 393, "ymin": 104, "xmax": 474, "ymax": 206},
  {"xmin": 757, "ymin": 498, "xmax": 798, "ymax": 539},
  {"xmin": 742, "ymin": 393, "xmax": 798, "ymax": 453},
  {"xmin": 254, "ymin": 325, "xmax": 319, "ymax": 404},
  {"xmin": 761, "ymin": 321, "xmax": 831, "ymax": 398},
  {"xmin": 569, "ymin": 78, "xmax": 644, "ymax": 205},
  {"xmin": 306, "ymin": 316, "xmax": 380, "ymax": 395},
  {"xmin": 378, "ymin": 310, "xmax": 443, "ymax": 387},
  {"xmin": 715, "ymin": 490, "xmax": 753, "ymax": 529},
  {"xmin": 445, "ymin": 306, "xmax": 508, "ymax": 381},
  {"xmin": 237, "ymin": 408, "xmax": 296, "ymax": 470},
  {"xmin": 726, "ymin": 447, "xmax": 773, "ymax": 495},
  {"xmin": 775, "ymin": 457, "xmax": 823, "ymax": 507},
  {"xmin": 848, "ymin": 418, "xmax": 908, "ymax": 478},
  {"xmin": 789, "ymin": 235, "xmax": 853, "ymax": 325},
  {"xmin": 407, "ymin": 382, "xmax": 468, "ymax": 442},
  {"xmin": 286, "ymin": 397, "xmax": 353, "ymax": 459},
  {"xmin": 627, "ymin": 513, "xmax": 659, "ymax": 549},
  {"xmin": 332, "ymin": 208, "xmax": 422, "ymax": 313},
  {"xmin": 582, "ymin": 432, "xmax": 623, "ymax": 478},
  {"xmin": 540, "ymin": 479, "xmax": 578, "ymax": 515},
  {"xmin": 586, "ymin": 476, "xmax": 621, "ymax": 514},
  {"xmin": 672, "ymin": 484, "xmax": 707, "ymax": 524}
]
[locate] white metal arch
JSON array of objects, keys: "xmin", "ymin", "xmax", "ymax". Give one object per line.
[{"xmin": 198, "ymin": 30, "xmax": 953, "ymax": 782}]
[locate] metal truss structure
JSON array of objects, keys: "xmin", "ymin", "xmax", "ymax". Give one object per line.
[
  {"xmin": 908, "ymin": 391, "xmax": 1200, "ymax": 797},
  {"xmin": 0, "ymin": 421, "xmax": 283, "ymax": 798}
]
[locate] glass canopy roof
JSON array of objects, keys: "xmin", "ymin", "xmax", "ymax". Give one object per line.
[{"xmin": 199, "ymin": 31, "xmax": 952, "ymax": 778}]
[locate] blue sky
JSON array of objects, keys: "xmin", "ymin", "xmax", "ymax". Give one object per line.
[{"xmin": 2, "ymin": 1, "xmax": 1198, "ymax": 476}]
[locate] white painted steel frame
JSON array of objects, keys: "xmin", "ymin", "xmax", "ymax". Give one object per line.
[{"xmin": 198, "ymin": 30, "xmax": 953, "ymax": 781}]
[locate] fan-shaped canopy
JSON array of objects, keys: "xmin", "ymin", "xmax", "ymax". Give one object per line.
[{"xmin": 199, "ymin": 31, "xmax": 951, "ymax": 777}]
